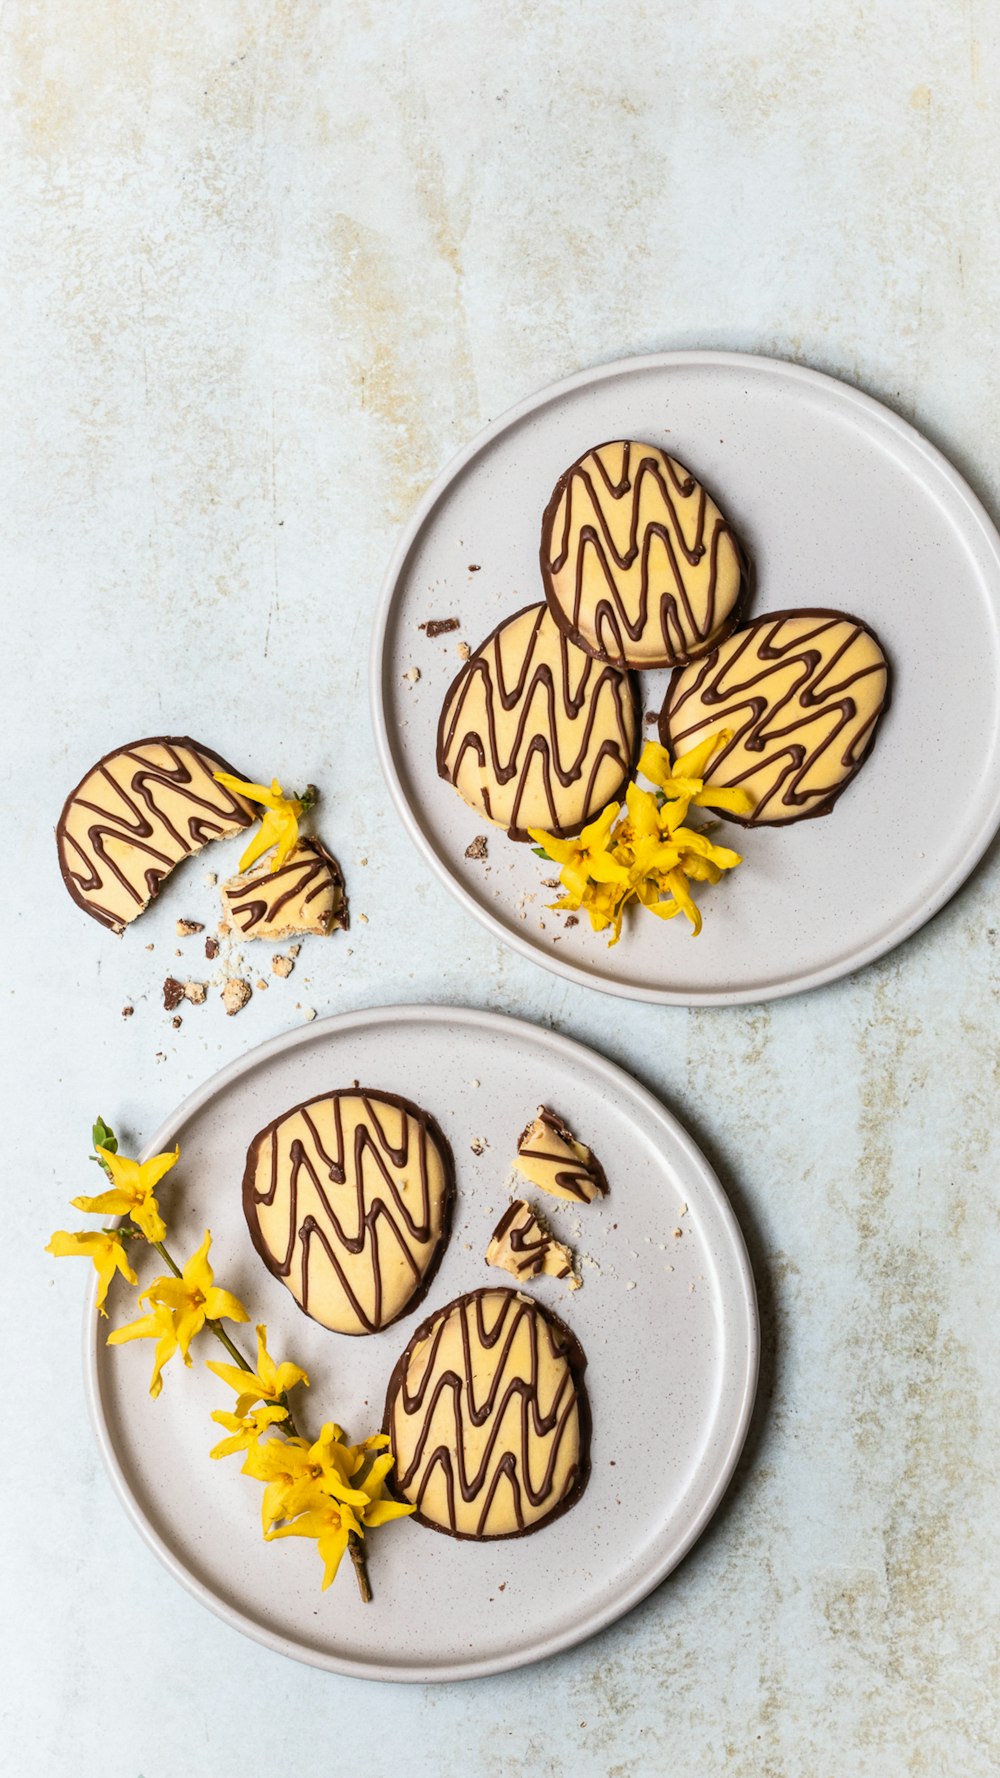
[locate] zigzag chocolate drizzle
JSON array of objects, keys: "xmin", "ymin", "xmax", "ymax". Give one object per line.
[
  {"xmin": 242, "ymin": 1089, "xmax": 453, "ymax": 1336},
  {"xmin": 486, "ymin": 1199, "xmax": 578, "ymax": 1286},
  {"xmin": 56, "ymin": 735, "xmax": 254, "ymax": 933},
  {"xmin": 437, "ymin": 602, "xmax": 637, "ymax": 842},
  {"xmin": 385, "ymin": 1287, "xmax": 590, "ymax": 1539},
  {"xmin": 540, "ymin": 440, "xmax": 746, "ymax": 668},
  {"xmin": 661, "ymin": 609, "xmax": 891, "ymax": 826}
]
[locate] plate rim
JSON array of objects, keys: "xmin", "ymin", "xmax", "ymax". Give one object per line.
[
  {"xmin": 82, "ymin": 1000, "xmax": 759, "ymax": 1683},
  {"xmin": 369, "ymin": 348, "xmax": 1000, "ymax": 1005}
]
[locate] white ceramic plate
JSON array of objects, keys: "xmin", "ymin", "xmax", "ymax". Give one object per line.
[
  {"xmin": 371, "ymin": 352, "xmax": 1000, "ymax": 1004},
  {"xmin": 85, "ymin": 1004, "xmax": 757, "ymax": 1682}
]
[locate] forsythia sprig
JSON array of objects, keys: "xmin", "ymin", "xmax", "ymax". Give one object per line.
[
  {"xmin": 530, "ymin": 729, "xmax": 754, "ymax": 944},
  {"xmin": 213, "ymin": 772, "xmax": 317, "ymax": 874},
  {"xmin": 46, "ymin": 1119, "xmax": 413, "ymax": 1600}
]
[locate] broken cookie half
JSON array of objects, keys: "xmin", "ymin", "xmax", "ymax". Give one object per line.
[
  {"xmin": 513, "ymin": 1106, "xmax": 608, "ymax": 1205},
  {"xmin": 56, "ymin": 737, "xmax": 255, "ymax": 934},
  {"xmin": 486, "ymin": 1198, "xmax": 581, "ymax": 1291},
  {"xmin": 220, "ymin": 839, "xmax": 348, "ymax": 940}
]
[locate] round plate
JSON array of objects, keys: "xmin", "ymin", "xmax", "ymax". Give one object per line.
[
  {"xmin": 371, "ymin": 352, "xmax": 1000, "ymax": 1004},
  {"xmin": 84, "ymin": 1004, "xmax": 758, "ymax": 1682}
]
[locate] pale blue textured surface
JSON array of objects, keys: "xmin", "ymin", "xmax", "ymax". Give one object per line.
[{"xmin": 4, "ymin": 2, "xmax": 1000, "ymax": 1773}]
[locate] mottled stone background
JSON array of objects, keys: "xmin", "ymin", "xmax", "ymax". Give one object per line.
[{"xmin": 4, "ymin": 1, "xmax": 999, "ymax": 1773}]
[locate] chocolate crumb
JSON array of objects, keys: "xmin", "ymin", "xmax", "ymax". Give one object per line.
[
  {"xmin": 171, "ymin": 1015, "xmax": 183, "ymax": 1029},
  {"xmin": 465, "ymin": 835, "xmax": 488, "ymax": 861},
  {"xmin": 468, "ymin": 563, "xmax": 481, "ymax": 572},
  {"xmin": 121, "ymin": 1004, "xmax": 134, "ymax": 1019},
  {"xmin": 644, "ymin": 710, "xmax": 659, "ymax": 727},
  {"xmin": 419, "ymin": 617, "xmax": 460, "ymax": 638},
  {"xmin": 162, "ymin": 976, "xmax": 185, "ymax": 1012},
  {"xmin": 176, "ymin": 919, "xmax": 204, "ymax": 937},
  {"xmin": 221, "ymin": 978, "xmax": 252, "ymax": 1016},
  {"xmin": 204, "ymin": 936, "xmax": 219, "ymax": 960},
  {"xmin": 564, "ymin": 914, "xmax": 579, "ymax": 929}
]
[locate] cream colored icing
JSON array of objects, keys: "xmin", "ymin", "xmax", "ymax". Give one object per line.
[
  {"xmin": 388, "ymin": 1288, "xmax": 586, "ymax": 1537},
  {"xmin": 242, "ymin": 1090, "xmax": 451, "ymax": 1335},
  {"xmin": 663, "ymin": 611, "xmax": 890, "ymax": 824},
  {"xmin": 437, "ymin": 602, "xmax": 636, "ymax": 841},
  {"xmin": 542, "ymin": 440, "xmax": 744, "ymax": 668}
]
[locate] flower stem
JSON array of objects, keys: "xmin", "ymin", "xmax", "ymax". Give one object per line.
[
  {"xmin": 149, "ymin": 1236, "xmax": 301, "ymax": 1439},
  {"xmin": 349, "ymin": 1534, "xmax": 372, "ymax": 1603}
]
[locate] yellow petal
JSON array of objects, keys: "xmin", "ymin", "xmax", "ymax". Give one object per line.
[
  {"xmin": 673, "ymin": 728, "xmax": 733, "ymax": 780},
  {"xmin": 692, "ymin": 784, "xmax": 755, "ymax": 817},
  {"xmin": 70, "ymin": 1187, "xmax": 132, "ymax": 1217},
  {"xmin": 636, "ymin": 740, "xmax": 674, "ymax": 790},
  {"xmin": 131, "ymin": 1196, "xmax": 167, "ymax": 1243},
  {"xmin": 363, "ymin": 1499, "xmax": 415, "ymax": 1527},
  {"xmin": 203, "ymin": 1286, "xmax": 250, "ymax": 1326}
]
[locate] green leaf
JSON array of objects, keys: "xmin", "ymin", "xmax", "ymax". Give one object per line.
[
  {"xmin": 92, "ymin": 1115, "xmax": 118, "ymax": 1156},
  {"xmin": 532, "ymin": 846, "xmax": 553, "ymax": 861}
]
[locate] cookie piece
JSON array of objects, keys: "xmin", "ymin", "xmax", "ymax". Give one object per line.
[
  {"xmin": 385, "ymin": 1287, "xmax": 590, "ymax": 1539},
  {"xmin": 56, "ymin": 737, "xmax": 255, "ymax": 933},
  {"xmin": 437, "ymin": 602, "xmax": 637, "ymax": 842},
  {"xmin": 540, "ymin": 440, "xmax": 747, "ymax": 669},
  {"xmin": 242, "ymin": 1089, "xmax": 454, "ymax": 1336},
  {"xmin": 514, "ymin": 1106, "xmax": 608, "ymax": 1204},
  {"xmin": 221, "ymin": 839, "xmax": 348, "ymax": 939},
  {"xmin": 486, "ymin": 1199, "xmax": 581, "ymax": 1290},
  {"xmin": 660, "ymin": 609, "xmax": 891, "ymax": 826}
]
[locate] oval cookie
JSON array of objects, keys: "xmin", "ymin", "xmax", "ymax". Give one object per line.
[
  {"xmin": 540, "ymin": 439, "xmax": 747, "ymax": 668},
  {"xmin": 385, "ymin": 1287, "xmax": 590, "ymax": 1539},
  {"xmin": 56, "ymin": 736, "xmax": 255, "ymax": 933},
  {"xmin": 436, "ymin": 602, "xmax": 637, "ymax": 841},
  {"xmin": 242, "ymin": 1089, "xmax": 454, "ymax": 1336},
  {"xmin": 660, "ymin": 609, "xmax": 891, "ymax": 825}
]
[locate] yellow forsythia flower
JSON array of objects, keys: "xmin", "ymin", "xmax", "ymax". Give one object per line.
[
  {"xmin": 213, "ymin": 773, "xmax": 313, "ymax": 874},
  {"xmin": 265, "ymin": 1494, "xmax": 364, "ymax": 1591},
  {"xmin": 206, "ymin": 1323, "xmax": 309, "ymax": 1418},
  {"xmin": 637, "ymin": 731, "xmax": 755, "ymax": 819},
  {"xmin": 209, "ymin": 1403, "xmax": 289, "ymax": 1460},
  {"xmin": 108, "ymin": 1230, "xmax": 248, "ymax": 1396},
  {"xmin": 72, "ymin": 1146, "xmax": 179, "ymax": 1244},
  {"xmin": 241, "ymin": 1434, "xmax": 314, "ymax": 1535},
  {"xmin": 277, "ymin": 1423, "xmax": 372, "ymax": 1518},
  {"xmin": 45, "ymin": 1229, "xmax": 138, "ymax": 1316},
  {"xmin": 353, "ymin": 1451, "xmax": 416, "ymax": 1530}
]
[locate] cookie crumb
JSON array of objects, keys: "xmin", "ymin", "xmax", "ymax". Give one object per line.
[
  {"xmin": 673, "ymin": 1228, "xmax": 682, "ymax": 1238},
  {"xmin": 457, "ymin": 641, "xmax": 471, "ymax": 659},
  {"xmin": 302, "ymin": 1006, "xmax": 317, "ymax": 1022},
  {"xmin": 625, "ymin": 1281, "xmax": 636, "ymax": 1291},
  {"xmin": 203, "ymin": 871, "xmax": 217, "ymax": 887},
  {"xmin": 176, "ymin": 919, "xmax": 204, "ymax": 937},
  {"xmin": 171, "ymin": 1015, "xmax": 183, "ymax": 1030},
  {"xmin": 221, "ymin": 978, "xmax": 252, "ymax": 1016},
  {"xmin": 256, "ymin": 978, "xmax": 269, "ymax": 990},
  {"xmin": 288, "ymin": 943, "xmax": 301, "ymax": 957},
  {"xmin": 358, "ymin": 912, "xmax": 368, "ymax": 924},
  {"xmin": 418, "ymin": 617, "xmax": 460, "ymax": 638},
  {"xmin": 145, "ymin": 943, "xmax": 155, "ymax": 952},
  {"xmin": 272, "ymin": 954, "xmax": 294, "ymax": 978},
  {"xmin": 465, "ymin": 835, "xmax": 488, "ymax": 861},
  {"xmin": 182, "ymin": 981, "xmax": 207, "ymax": 1005},
  {"xmin": 402, "ymin": 666, "xmax": 421, "ymax": 684},
  {"xmin": 121, "ymin": 1004, "xmax": 134, "ymax": 1019},
  {"xmin": 217, "ymin": 921, "xmax": 231, "ymax": 937},
  {"xmin": 470, "ymin": 1136, "xmax": 487, "ymax": 1156}
]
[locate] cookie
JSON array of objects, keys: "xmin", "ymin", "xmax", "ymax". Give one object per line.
[
  {"xmin": 221, "ymin": 838, "xmax": 348, "ymax": 939},
  {"xmin": 514, "ymin": 1106, "xmax": 608, "ymax": 1204},
  {"xmin": 660, "ymin": 609, "xmax": 891, "ymax": 826},
  {"xmin": 486, "ymin": 1199, "xmax": 580, "ymax": 1290},
  {"xmin": 540, "ymin": 440, "xmax": 747, "ymax": 668},
  {"xmin": 384, "ymin": 1287, "xmax": 590, "ymax": 1539},
  {"xmin": 242, "ymin": 1089, "xmax": 454, "ymax": 1336},
  {"xmin": 56, "ymin": 736, "xmax": 254, "ymax": 933},
  {"xmin": 437, "ymin": 602, "xmax": 637, "ymax": 842}
]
